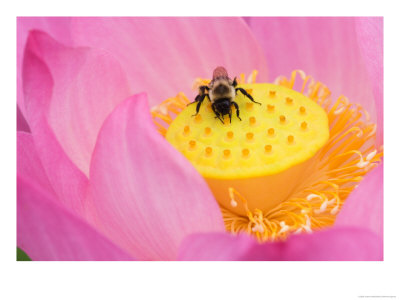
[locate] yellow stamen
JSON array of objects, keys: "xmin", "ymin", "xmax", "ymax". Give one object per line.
[{"xmin": 151, "ymin": 70, "xmax": 382, "ymax": 242}]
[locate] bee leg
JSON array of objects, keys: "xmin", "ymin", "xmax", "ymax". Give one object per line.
[
  {"xmin": 231, "ymin": 101, "xmax": 242, "ymax": 121},
  {"xmin": 236, "ymin": 87, "xmax": 261, "ymax": 105},
  {"xmin": 232, "ymin": 77, "xmax": 238, "ymax": 87},
  {"xmin": 199, "ymin": 86, "xmax": 212, "ymax": 102},
  {"xmin": 229, "ymin": 109, "xmax": 232, "ymax": 124},
  {"xmin": 216, "ymin": 115, "xmax": 224, "ymax": 124},
  {"xmin": 191, "ymin": 94, "xmax": 207, "ymax": 116},
  {"xmin": 188, "ymin": 85, "xmax": 211, "ymax": 107},
  {"xmin": 211, "ymin": 103, "xmax": 225, "ymax": 124},
  {"xmin": 187, "ymin": 94, "xmax": 202, "ymax": 106}
]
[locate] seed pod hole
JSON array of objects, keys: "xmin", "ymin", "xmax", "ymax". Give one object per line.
[
  {"xmin": 223, "ymin": 149, "xmax": 231, "ymax": 158},
  {"xmin": 194, "ymin": 114, "xmax": 202, "ymax": 123},
  {"xmin": 267, "ymin": 104, "xmax": 275, "ymax": 112},
  {"xmin": 246, "ymin": 132, "xmax": 254, "ymax": 141},
  {"xmin": 205, "ymin": 146, "xmax": 213, "ymax": 156},
  {"xmin": 183, "ymin": 125, "xmax": 190, "ymax": 135},
  {"xmin": 246, "ymin": 103, "xmax": 254, "ymax": 111},
  {"xmin": 189, "ymin": 140, "xmax": 196, "ymax": 149}
]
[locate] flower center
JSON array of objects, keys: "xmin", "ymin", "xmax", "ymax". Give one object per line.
[
  {"xmin": 165, "ymin": 83, "xmax": 330, "ymax": 216},
  {"xmin": 151, "ymin": 70, "xmax": 382, "ymax": 242}
]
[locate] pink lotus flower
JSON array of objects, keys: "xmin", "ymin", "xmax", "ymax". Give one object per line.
[{"xmin": 17, "ymin": 17, "xmax": 383, "ymax": 261}]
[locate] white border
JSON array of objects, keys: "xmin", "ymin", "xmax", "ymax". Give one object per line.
[{"xmin": 2, "ymin": 1, "xmax": 399, "ymax": 300}]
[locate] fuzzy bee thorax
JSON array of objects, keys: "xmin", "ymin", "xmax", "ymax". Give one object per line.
[{"xmin": 209, "ymin": 79, "xmax": 236, "ymax": 103}]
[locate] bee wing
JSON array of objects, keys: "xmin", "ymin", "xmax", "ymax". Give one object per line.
[{"xmin": 212, "ymin": 66, "xmax": 228, "ymax": 79}]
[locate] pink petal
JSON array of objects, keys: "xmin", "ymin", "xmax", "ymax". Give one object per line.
[
  {"xmin": 335, "ymin": 163, "xmax": 383, "ymax": 238},
  {"xmin": 17, "ymin": 176, "xmax": 134, "ymax": 261},
  {"xmin": 22, "ymin": 32, "xmax": 89, "ymax": 216},
  {"xmin": 355, "ymin": 18, "xmax": 383, "ymax": 145},
  {"xmin": 17, "ymin": 17, "xmax": 73, "ymax": 116},
  {"xmin": 246, "ymin": 17, "xmax": 377, "ymax": 123},
  {"xmin": 178, "ymin": 227, "xmax": 383, "ymax": 261},
  {"xmin": 23, "ymin": 30, "xmax": 132, "ymax": 176},
  {"xmin": 19, "ymin": 18, "xmax": 268, "ymax": 107},
  {"xmin": 17, "ymin": 132, "xmax": 55, "ymax": 196},
  {"xmin": 89, "ymin": 93, "xmax": 225, "ymax": 260},
  {"xmin": 70, "ymin": 17, "xmax": 268, "ymax": 106}
]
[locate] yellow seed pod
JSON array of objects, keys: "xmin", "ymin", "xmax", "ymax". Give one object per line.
[{"xmin": 166, "ymin": 83, "xmax": 330, "ymax": 216}]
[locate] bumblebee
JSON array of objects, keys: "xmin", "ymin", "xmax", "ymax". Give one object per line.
[{"xmin": 189, "ymin": 66, "xmax": 261, "ymax": 123}]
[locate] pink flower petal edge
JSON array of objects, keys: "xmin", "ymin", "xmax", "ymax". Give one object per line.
[
  {"xmin": 22, "ymin": 31, "xmax": 89, "ymax": 216},
  {"xmin": 246, "ymin": 17, "xmax": 378, "ymax": 124},
  {"xmin": 335, "ymin": 163, "xmax": 383, "ymax": 238},
  {"xmin": 23, "ymin": 30, "xmax": 132, "ymax": 176},
  {"xmin": 178, "ymin": 227, "xmax": 383, "ymax": 261},
  {"xmin": 355, "ymin": 18, "xmax": 383, "ymax": 146},
  {"xmin": 17, "ymin": 105, "xmax": 30, "ymax": 132},
  {"xmin": 70, "ymin": 17, "xmax": 268, "ymax": 106},
  {"xmin": 17, "ymin": 176, "xmax": 134, "ymax": 261},
  {"xmin": 17, "ymin": 17, "xmax": 73, "ymax": 116},
  {"xmin": 89, "ymin": 93, "xmax": 225, "ymax": 260}
]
